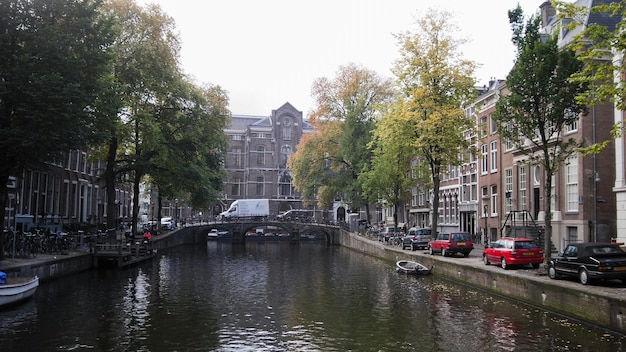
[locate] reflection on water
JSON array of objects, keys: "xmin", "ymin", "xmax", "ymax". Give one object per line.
[{"xmin": 0, "ymin": 240, "xmax": 624, "ymax": 351}]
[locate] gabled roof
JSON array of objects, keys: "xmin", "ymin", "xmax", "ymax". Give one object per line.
[{"xmin": 556, "ymin": 0, "xmax": 622, "ymax": 46}]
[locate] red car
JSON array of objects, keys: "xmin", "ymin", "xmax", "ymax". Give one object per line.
[
  {"xmin": 428, "ymin": 231, "xmax": 473, "ymax": 257},
  {"xmin": 483, "ymin": 237, "xmax": 544, "ymax": 270}
]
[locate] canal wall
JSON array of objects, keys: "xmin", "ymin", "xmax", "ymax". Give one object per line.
[
  {"xmin": 0, "ymin": 226, "xmax": 211, "ymax": 282},
  {"xmin": 338, "ymin": 229, "xmax": 626, "ymax": 334}
]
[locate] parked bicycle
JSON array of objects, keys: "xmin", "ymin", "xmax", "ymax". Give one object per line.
[{"xmin": 387, "ymin": 233, "xmax": 403, "ymax": 246}]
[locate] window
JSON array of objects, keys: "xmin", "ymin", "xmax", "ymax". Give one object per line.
[
  {"xmin": 281, "ymin": 145, "xmax": 292, "ymax": 164},
  {"xmin": 481, "ymin": 144, "xmax": 488, "ymax": 174},
  {"xmin": 233, "ymin": 147, "xmax": 243, "ymax": 168},
  {"xmin": 490, "ymin": 141, "xmax": 498, "ymax": 172},
  {"xmin": 256, "ymin": 176, "xmax": 264, "ymax": 196},
  {"xmin": 505, "ymin": 168, "xmax": 513, "ymax": 214},
  {"xmin": 567, "ymin": 226, "xmax": 578, "ymax": 244},
  {"xmin": 256, "ymin": 145, "xmax": 265, "ymax": 165},
  {"xmin": 282, "ymin": 118, "xmax": 292, "ymax": 140},
  {"xmin": 566, "ymin": 155, "xmax": 579, "ymax": 212},
  {"xmin": 490, "ymin": 185, "xmax": 497, "ymax": 216},
  {"xmin": 490, "ymin": 114, "xmax": 497, "ymax": 134},
  {"xmin": 480, "ymin": 116, "xmax": 487, "ymax": 137},
  {"xmin": 470, "ymin": 173, "xmax": 477, "ymax": 201},
  {"xmin": 279, "ymin": 174, "xmax": 292, "ymax": 197},
  {"xmin": 231, "ymin": 177, "xmax": 241, "ymax": 196},
  {"xmin": 481, "ymin": 186, "xmax": 488, "ymax": 199},
  {"xmin": 519, "ymin": 166, "xmax": 527, "ymax": 210},
  {"xmin": 565, "ymin": 109, "xmax": 578, "ymax": 134}
]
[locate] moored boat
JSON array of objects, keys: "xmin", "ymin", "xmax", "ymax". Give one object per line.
[
  {"xmin": 0, "ymin": 274, "xmax": 39, "ymax": 308},
  {"xmin": 396, "ymin": 260, "xmax": 432, "ymax": 275}
]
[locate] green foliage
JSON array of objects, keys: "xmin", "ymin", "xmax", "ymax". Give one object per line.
[
  {"xmin": 0, "ymin": 0, "xmax": 116, "ymax": 254},
  {"xmin": 290, "ymin": 64, "xmax": 393, "ymax": 210},
  {"xmin": 0, "ymin": 0, "xmax": 115, "ymax": 175},
  {"xmin": 384, "ymin": 9, "xmax": 477, "ymax": 232},
  {"xmin": 494, "ymin": 5, "xmax": 588, "ymax": 258},
  {"xmin": 100, "ymin": 0, "xmax": 230, "ymax": 230}
]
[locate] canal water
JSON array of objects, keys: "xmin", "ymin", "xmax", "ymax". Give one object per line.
[{"xmin": 0, "ymin": 240, "xmax": 624, "ymax": 351}]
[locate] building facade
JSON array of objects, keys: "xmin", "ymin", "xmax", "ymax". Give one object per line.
[
  {"xmin": 5, "ymin": 150, "xmax": 132, "ymax": 233},
  {"xmin": 220, "ymin": 103, "xmax": 313, "ymax": 216}
]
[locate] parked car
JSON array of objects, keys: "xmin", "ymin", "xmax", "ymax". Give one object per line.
[
  {"xmin": 161, "ymin": 217, "xmax": 175, "ymax": 230},
  {"xmin": 428, "ymin": 232, "xmax": 473, "ymax": 257},
  {"xmin": 207, "ymin": 229, "xmax": 219, "ymax": 238},
  {"xmin": 402, "ymin": 228, "xmax": 431, "ymax": 251},
  {"xmin": 548, "ymin": 242, "xmax": 626, "ymax": 285},
  {"xmin": 378, "ymin": 227, "xmax": 395, "ymax": 242},
  {"xmin": 483, "ymin": 237, "xmax": 544, "ymax": 269}
]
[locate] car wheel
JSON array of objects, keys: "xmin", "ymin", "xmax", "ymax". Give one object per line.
[
  {"xmin": 579, "ymin": 268, "xmax": 590, "ymax": 285},
  {"xmin": 548, "ymin": 265, "xmax": 560, "ymax": 279},
  {"xmin": 463, "ymin": 252, "xmax": 469, "ymax": 258},
  {"xmin": 411, "ymin": 244, "xmax": 416, "ymax": 251},
  {"xmin": 501, "ymin": 258, "xmax": 508, "ymax": 270},
  {"xmin": 428, "ymin": 246, "xmax": 434, "ymax": 255},
  {"xmin": 483, "ymin": 255, "xmax": 490, "ymax": 265},
  {"xmin": 441, "ymin": 248, "xmax": 447, "ymax": 257}
]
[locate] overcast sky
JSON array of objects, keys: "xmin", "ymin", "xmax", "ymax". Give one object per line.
[{"xmin": 138, "ymin": 0, "xmax": 545, "ymax": 117}]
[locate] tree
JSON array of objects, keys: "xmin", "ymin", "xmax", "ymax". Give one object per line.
[
  {"xmin": 552, "ymin": 0, "xmax": 624, "ymax": 154},
  {"xmin": 0, "ymin": 0, "xmax": 115, "ymax": 259},
  {"xmin": 149, "ymin": 81, "xmax": 230, "ymax": 212},
  {"xmin": 359, "ymin": 99, "xmax": 419, "ymax": 230},
  {"xmin": 100, "ymin": 0, "xmax": 229, "ymax": 236},
  {"xmin": 288, "ymin": 119, "xmax": 343, "ymax": 210},
  {"xmin": 494, "ymin": 6, "xmax": 587, "ymax": 260},
  {"xmin": 390, "ymin": 9, "xmax": 477, "ymax": 236},
  {"xmin": 290, "ymin": 64, "xmax": 393, "ymax": 220}
]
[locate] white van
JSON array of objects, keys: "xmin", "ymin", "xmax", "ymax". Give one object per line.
[{"xmin": 161, "ymin": 217, "xmax": 175, "ymax": 230}]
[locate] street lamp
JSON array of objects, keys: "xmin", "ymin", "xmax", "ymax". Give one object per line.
[{"xmin": 483, "ymin": 204, "xmax": 488, "ymax": 246}]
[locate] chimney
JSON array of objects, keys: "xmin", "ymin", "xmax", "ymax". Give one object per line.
[{"xmin": 540, "ymin": 1, "xmax": 556, "ymax": 28}]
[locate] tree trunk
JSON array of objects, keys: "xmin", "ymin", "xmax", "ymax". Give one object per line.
[
  {"xmin": 543, "ymin": 168, "xmax": 553, "ymax": 263},
  {"xmin": 431, "ymin": 164, "xmax": 441, "ymax": 236},
  {"xmin": 131, "ymin": 169, "xmax": 142, "ymax": 238},
  {"xmin": 105, "ymin": 136, "xmax": 118, "ymax": 232}
]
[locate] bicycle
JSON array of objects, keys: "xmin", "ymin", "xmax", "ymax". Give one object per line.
[{"xmin": 388, "ymin": 234, "xmax": 402, "ymax": 246}]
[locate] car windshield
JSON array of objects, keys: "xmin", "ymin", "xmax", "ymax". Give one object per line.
[{"xmin": 514, "ymin": 241, "xmax": 538, "ymax": 249}]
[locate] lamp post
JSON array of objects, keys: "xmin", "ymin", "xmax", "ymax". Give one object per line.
[
  {"xmin": 175, "ymin": 199, "xmax": 179, "ymax": 226},
  {"xmin": 483, "ymin": 204, "xmax": 488, "ymax": 247}
]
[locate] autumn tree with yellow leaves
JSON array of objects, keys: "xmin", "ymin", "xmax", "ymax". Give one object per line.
[{"xmin": 363, "ymin": 9, "xmax": 476, "ymax": 234}]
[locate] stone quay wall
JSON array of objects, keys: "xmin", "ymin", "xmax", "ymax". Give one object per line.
[{"xmin": 338, "ymin": 229, "xmax": 626, "ymax": 334}]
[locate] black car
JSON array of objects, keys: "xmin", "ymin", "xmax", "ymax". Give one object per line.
[
  {"xmin": 402, "ymin": 228, "xmax": 431, "ymax": 251},
  {"xmin": 548, "ymin": 242, "xmax": 626, "ymax": 285}
]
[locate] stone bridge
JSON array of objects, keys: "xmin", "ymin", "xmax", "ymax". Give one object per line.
[{"xmin": 203, "ymin": 221, "xmax": 345, "ymax": 245}]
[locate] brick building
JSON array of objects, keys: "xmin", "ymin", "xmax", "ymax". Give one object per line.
[{"xmin": 219, "ymin": 102, "xmax": 313, "ymax": 217}]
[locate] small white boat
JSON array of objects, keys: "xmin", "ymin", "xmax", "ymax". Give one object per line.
[
  {"xmin": 396, "ymin": 260, "xmax": 432, "ymax": 275},
  {"xmin": 0, "ymin": 275, "xmax": 39, "ymax": 308}
]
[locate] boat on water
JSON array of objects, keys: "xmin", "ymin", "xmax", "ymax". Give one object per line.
[
  {"xmin": 396, "ymin": 260, "xmax": 432, "ymax": 275},
  {"xmin": 0, "ymin": 274, "xmax": 39, "ymax": 308}
]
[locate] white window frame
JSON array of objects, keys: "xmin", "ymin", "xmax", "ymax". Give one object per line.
[
  {"xmin": 519, "ymin": 166, "xmax": 527, "ymax": 211},
  {"xmin": 505, "ymin": 168, "xmax": 513, "ymax": 214},
  {"xmin": 566, "ymin": 155, "xmax": 579, "ymax": 212},
  {"xmin": 490, "ymin": 141, "xmax": 498, "ymax": 172},
  {"xmin": 490, "ymin": 185, "xmax": 498, "ymax": 216},
  {"xmin": 481, "ymin": 144, "xmax": 488, "ymax": 174}
]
